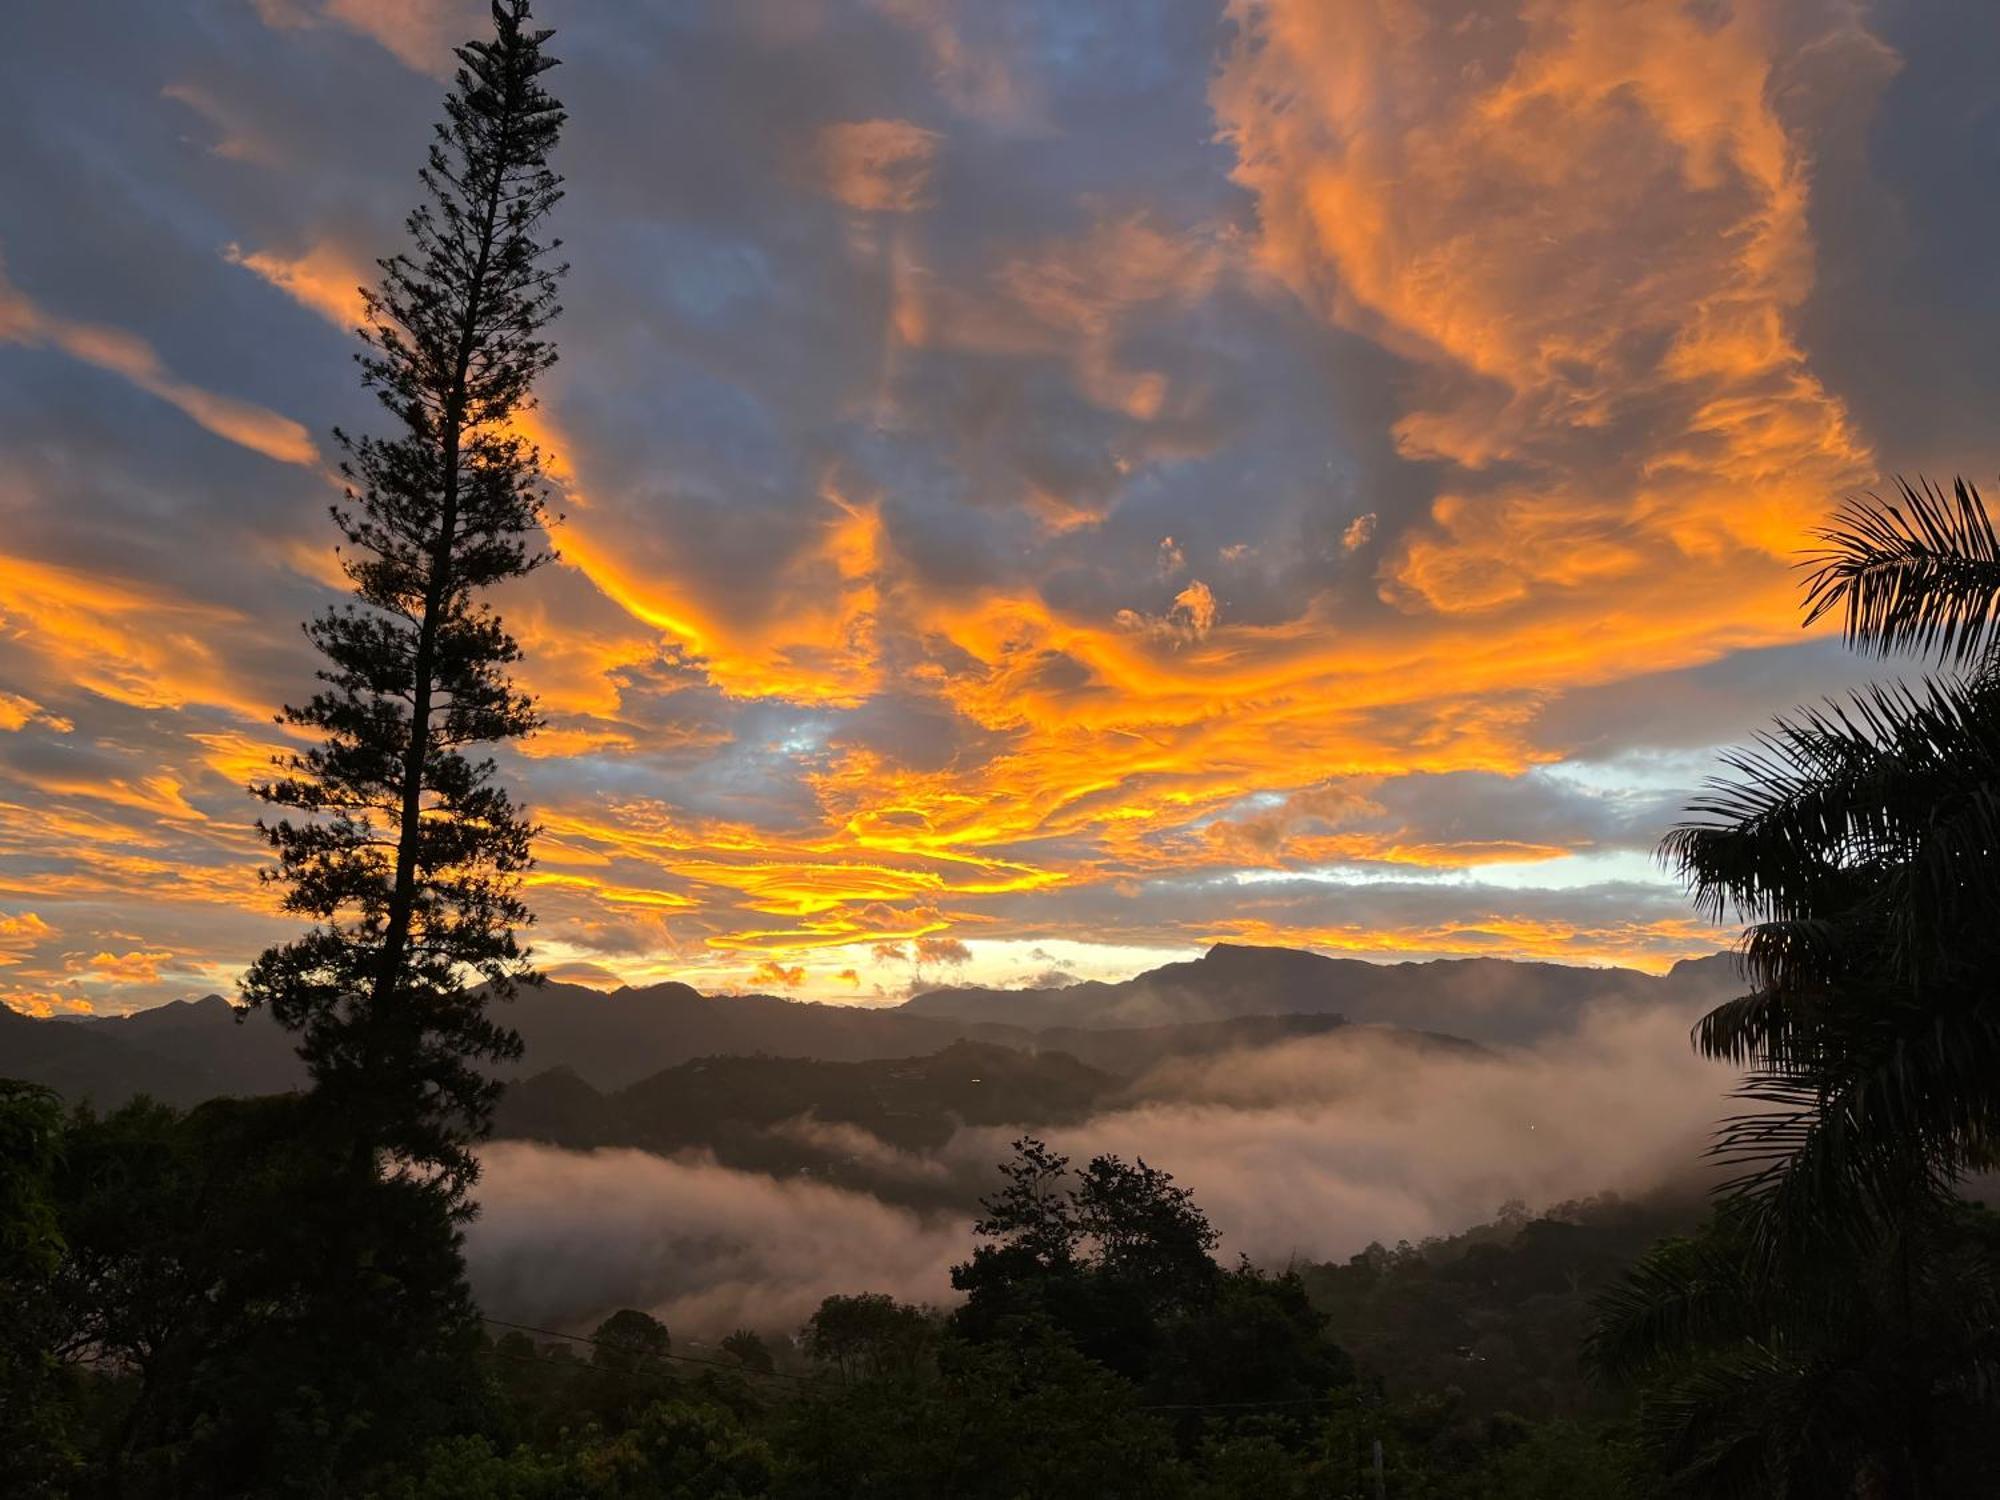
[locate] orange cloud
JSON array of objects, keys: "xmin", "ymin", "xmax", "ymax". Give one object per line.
[
  {"xmin": 0, "ymin": 911, "xmax": 54, "ymax": 966},
  {"xmin": 1, "ymin": 988, "xmax": 95, "ymax": 1019},
  {"xmin": 543, "ymin": 960, "xmax": 625, "ymax": 990},
  {"xmin": 0, "ymin": 553, "xmax": 262, "ymax": 716},
  {"xmin": 226, "ymin": 240, "xmax": 370, "ymax": 328},
  {"xmin": 749, "ymin": 958, "xmax": 807, "ymax": 989},
  {"xmin": 72, "ymin": 948, "xmax": 179, "ymax": 985},
  {"xmin": 814, "ymin": 120, "xmax": 942, "ymax": 213},
  {"xmin": 1213, "ymin": 0, "xmax": 1873, "ymax": 611},
  {"xmin": 1208, "ymin": 913, "xmax": 1723, "ymax": 976},
  {"xmin": 1116, "ymin": 579, "xmax": 1218, "ymax": 646},
  {"xmin": 0, "ymin": 255, "xmax": 316, "ymax": 465},
  {"xmin": 0, "ymin": 691, "xmax": 71, "ymax": 734}
]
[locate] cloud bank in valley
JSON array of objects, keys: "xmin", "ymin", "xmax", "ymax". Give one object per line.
[
  {"xmin": 467, "ymin": 992, "xmax": 1731, "ymax": 1337},
  {"xmin": 467, "ymin": 1142, "xmax": 967, "ymax": 1339}
]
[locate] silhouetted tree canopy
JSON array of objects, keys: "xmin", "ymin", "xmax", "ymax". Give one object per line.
[
  {"xmin": 951, "ymin": 1137, "xmax": 1351, "ymax": 1423},
  {"xmin": 1605, "ymin": 476, "xmax": 2000, "ymax": 1495}
]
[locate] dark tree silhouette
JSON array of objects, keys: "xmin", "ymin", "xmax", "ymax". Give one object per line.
[
  {"xmin": 590, "ymin": 1308, "xmax": 672, "ymax": 1376},
  {"xmin": 244, "ymin": 0, "xmax": 566, "ymax": 1197},
  {"xmin": 1589, "ymin": 1201, "xmax": 2000, "ymax": 1498},
  {"xmin": 802, "ymin": 1293, "xmax": 936, "ymax": 1382},
  {"xmin": 1661, "ymin": 478, "xmax": 2000, "ymax": 1256},
  {"xmin": 720, "ymin": 1328, "xmax": 775, "ymax": 1375},
  {"xmin": 950, "ymin": 1136, "xmax": 1346, "ymax": 1420},
  {"xmin": 1595, "ymin": 477, "xmax": 2000, "ymax": 1496},
  {"xmin": 0, "ymin": 1081, "xmax": 68, "ymax": 1494}
]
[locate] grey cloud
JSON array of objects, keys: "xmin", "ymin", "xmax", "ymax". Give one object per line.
[
  {"xmin": 1530, "ymin": 640, "xmax": 1909, "ymax": 761},
  {"xmin": 1790, "ymin": 0, "xmax": 2000, "ymax": 479},
  {"xmin": 466, "ymin": 1142, "xmax": 965, "ymax": 1337}
]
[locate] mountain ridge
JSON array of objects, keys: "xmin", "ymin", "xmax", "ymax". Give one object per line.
[
  {"xmin": 0, "ymin": 944, "xmax": 1740, "ymax": 1107},
  {"xmin": 899, "ymin": 941, "xmax": 1737, "ymax": 1038}
]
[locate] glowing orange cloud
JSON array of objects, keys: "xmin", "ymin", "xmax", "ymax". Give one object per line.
[
  {"xmin": 0, "ymin": 911, "xmax": 54, "ymax": 965},
  {"xmin": 226, "ymin": 241, "xmax": 370, "ymax": 329},
  {"xmin": 0, "ymin": 990, "xmax": 95, "ymax": 1019},
  {"xmin": 0, "ymin": 256, "xmax": 316, "ymax": 465},
  {"xmin": 1213, "ymin": 0, "xmax": 1872, "ymax": 606},
  {"xmin": 0, "ymin": 554, "xmax": 265, "ymax": 717},
  {"xmin": 0, "ymin": 692, "xmax": 70, "ymax": 734},
  {"xmin": 1207, "ymin": 912, "xmax": 1724, "ymax": 972},
  {"xmin": 72, "ymin": 948, "xmax": 179, "ymax": 985}
]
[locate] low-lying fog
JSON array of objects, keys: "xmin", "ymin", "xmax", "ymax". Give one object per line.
[{"xmin": 464, "ymin": 995, "xmax": 1733, "ymax": 1338}]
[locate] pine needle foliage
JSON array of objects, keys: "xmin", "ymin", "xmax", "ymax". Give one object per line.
[{"xmin": 244, "ymin": 0, "xmax": 566, "ymax": 1200}]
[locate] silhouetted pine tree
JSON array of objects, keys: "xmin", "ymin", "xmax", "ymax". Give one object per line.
[{"xmin": 245, "ymin": 0, "xmax": 565, "ymax": 1200}]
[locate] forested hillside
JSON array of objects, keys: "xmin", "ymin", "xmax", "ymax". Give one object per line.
[{"xmin": 3, "ymin": 1090, "xmax": 1674, "ymax": 1498}]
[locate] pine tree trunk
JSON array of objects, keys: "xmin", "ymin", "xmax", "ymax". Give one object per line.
[
  {"xmin": 368, "ymin": 121, "xmax": 513, "ymax": 1028},
  {"xmin": 246, "ymin": 1, "xmax": 563, "ymax": 1185}
]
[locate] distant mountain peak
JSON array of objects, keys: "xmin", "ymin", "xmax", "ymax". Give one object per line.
[{"xmin": 1197, "ymin": 941, "xmax": 1339, "ymax": 968}]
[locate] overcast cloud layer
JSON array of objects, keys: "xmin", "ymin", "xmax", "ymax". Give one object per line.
[{"xmin": 2, "ymin": 0, "xmax": 1994, "ymax": 1014}]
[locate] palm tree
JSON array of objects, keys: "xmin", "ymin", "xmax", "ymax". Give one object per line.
[
  {"xmin": 1592, "ymin": 479, "xmax": 2000, "ymax": 1496},
  {"xmin": 1664, "ymin": 478, "xmax": 2000, "ymax": 1256}
]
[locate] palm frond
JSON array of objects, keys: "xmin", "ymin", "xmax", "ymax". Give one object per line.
[
  {"xmin": 1586, "ymin": 1227, "xmax": 1763, "ymax": 1382},
  {"xmin": 1665, "ymin": 674, "xmax": 2000, "ymax": 978},
  {"xmin": 1803, "ymin": 476, "xmax": 2000, "ymax": 667},
  {"xmin": 1635, "ymin": 1340, "xmax": 1813, "ymax": 1499},
  {"xmin": 1702, "ymin": 1007, "xmax": 1996, "ymax": 1269}
]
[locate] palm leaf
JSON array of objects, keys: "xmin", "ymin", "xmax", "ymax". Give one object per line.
[{"xmin": 1803, "ymin": 477, "xmax": 2000, "ymax": 668}]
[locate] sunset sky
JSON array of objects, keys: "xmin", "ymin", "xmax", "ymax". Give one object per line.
[{"xmin": 2, "ymin": 0, "xmax": 1993, "ymax": 1015}]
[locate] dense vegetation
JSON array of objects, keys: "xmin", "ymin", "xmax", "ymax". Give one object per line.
[{"xmin": 1, "ymin": 1094, "xmax": 1652, "ymax": 1498}]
